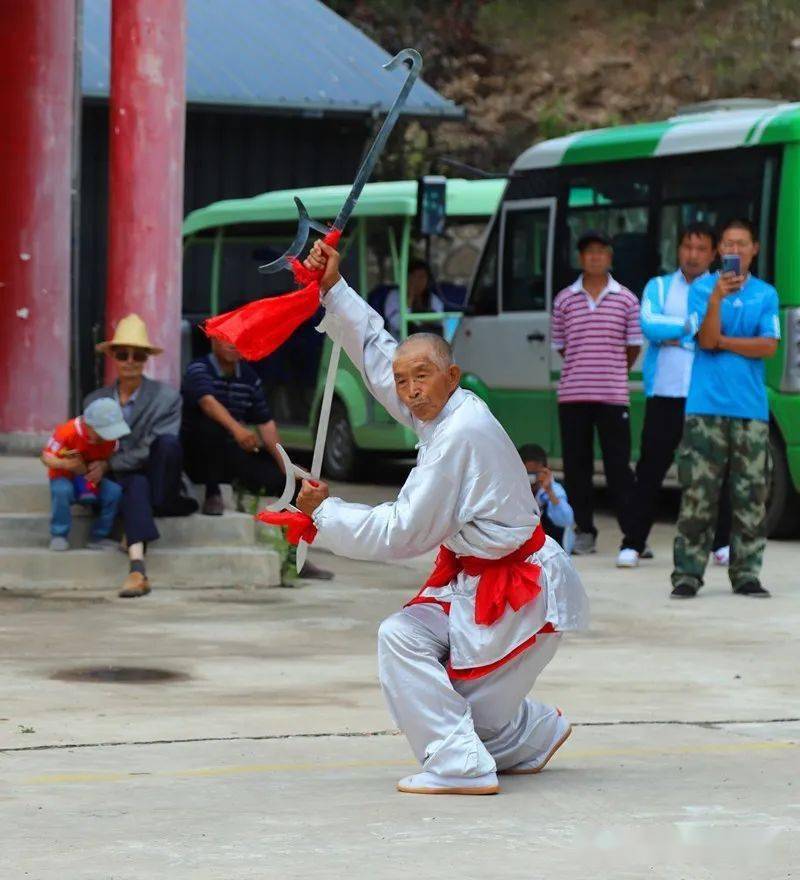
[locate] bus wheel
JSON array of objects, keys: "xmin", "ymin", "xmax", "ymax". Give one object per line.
[
  {"xmin": 322, "ymin": 399, "xmax": 358, "ymax": 482},
  {"xmin": 765, "ymin": 426, "xmax": 800, "ymax": 539}
]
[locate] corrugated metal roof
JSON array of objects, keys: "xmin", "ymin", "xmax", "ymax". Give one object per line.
[{"xmin": 82, "ymin": 0, "xmax": 462, "ymax": 119}]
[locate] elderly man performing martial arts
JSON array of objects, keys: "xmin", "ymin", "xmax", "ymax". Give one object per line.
[{"xmin": 284, "ymin": 241, "xmax": 589, "ymax": 795}]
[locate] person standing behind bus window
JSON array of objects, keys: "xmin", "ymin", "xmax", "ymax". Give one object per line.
[
  {"xmin": 384, "ymin": 259, "xmax": 443, "ymax": 340},
  {"xmin": 552, "ymin": 230, "xmax": 642, "ymax": 555},
  {"xmin": 671, "ymin": 218, "xmax": 779, "ymax": 599},
  {"xmin": 618, "ymin": 223, "xmax": 731, "ymax": 568}
]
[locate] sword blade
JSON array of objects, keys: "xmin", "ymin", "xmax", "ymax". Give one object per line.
[
  {"xmin": 310, "ymin": 339, "xmax": 343, "ymax": 479},
  {"xmin": 296, "ymin": 338, "xmax": 343, "ymax": 575},
  {"xmin": 331, "ymin": 48, "xmax": 422, "ymax": 233}
]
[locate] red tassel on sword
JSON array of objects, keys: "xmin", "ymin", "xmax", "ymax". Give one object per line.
[
  {"xmin": 202, "ymin": 228, "xmax": 342, "ymax": 361},
  {"xmin": 255, "ymin": 510, "xmax": 318, "ymax": 545}
]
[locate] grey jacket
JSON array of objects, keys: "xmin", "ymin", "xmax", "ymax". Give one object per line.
[{"xmin": 84, "ymin": 377, "xmax": 181, "ymax": 474}]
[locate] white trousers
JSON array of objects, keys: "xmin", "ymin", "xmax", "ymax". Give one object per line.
[{"xmin": 378, "ymin": 603, "xmax": 562, "ymax": 778}]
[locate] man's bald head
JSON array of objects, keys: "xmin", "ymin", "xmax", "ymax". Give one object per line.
[
  {"xmin": 394, "ymin": 333, "xmax": 454, "ymax": 372},
  {"xmin": 392, "ymin": 333, "xmax": 461, "ymax": 422}
]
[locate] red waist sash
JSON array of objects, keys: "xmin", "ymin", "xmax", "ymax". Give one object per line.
[{"xmin": 417, "ymin": 525, "xmax": 546, "ymax": 626}]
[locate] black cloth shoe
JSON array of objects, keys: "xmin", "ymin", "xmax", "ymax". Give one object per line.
[
  {"xmin": 733, "ymin": 581, "xmax": 771, "ymax": 598},
  {"xmin": 670, "ymin": 582, "xmax": 698, "ymax": 599},
  {"xmin": 298, "ymin": 560, "xmax": 334, "ymax": 580}
]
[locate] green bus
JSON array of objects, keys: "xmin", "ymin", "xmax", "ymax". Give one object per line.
[
  {"xmin": 454, "ymin": 99, "xmax": 800, "ymax": 536},
  {"xmin": 181, "ymin": 178, "xmax": 504, "ymax": 477}
]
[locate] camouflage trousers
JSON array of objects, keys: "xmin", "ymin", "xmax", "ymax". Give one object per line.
[{"xmin": 672, "ymin": 415, "xmax": 769, "ymax": 590}]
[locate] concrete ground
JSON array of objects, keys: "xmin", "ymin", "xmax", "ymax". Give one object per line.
[{"xmin": 1, "ymin": 478, "xmax": 798, "ymax": 879}]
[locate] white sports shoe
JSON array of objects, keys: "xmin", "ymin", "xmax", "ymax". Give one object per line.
[
  {"xmin": 396, "ymin": 770, "xmax": 499, "ymax": 795},
  {"xmin": 502, "ymin": 710, "xmax": 573, "ymax": 775},
  {"xmin": 712, "ymin": 545, "xmax": 730, "ymax": 566},
  {"xmin": 616, "ymin": 548, "xmax": 640, "ymax": 568}
]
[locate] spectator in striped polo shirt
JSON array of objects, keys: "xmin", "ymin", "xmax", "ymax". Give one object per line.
[{"xmin": 552, "ymin": 230, "xmax": 642, "ymax": 555}]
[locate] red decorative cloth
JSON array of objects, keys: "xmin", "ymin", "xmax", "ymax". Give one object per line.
[
  {"xmin": 203, "ymin": 228, "xmax": 342, "ymax": 361},
  {"xmin": 415, "ymin": 525, "xmax": 546, "ymax": 626},
  {"xmin": 256, "ymin": 510, "xmax": 318, "ymax": 545}
]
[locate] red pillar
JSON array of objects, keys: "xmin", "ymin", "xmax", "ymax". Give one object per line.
[
  {"xmin": 106, "ymin": 0, "xmax": 186, "ymax": 386},
  {"xmin": 0, "ymin": 1, "xmax": 76, "ymax": 434}
]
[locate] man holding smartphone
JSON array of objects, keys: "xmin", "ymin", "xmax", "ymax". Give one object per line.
[{"xmin": 671, "ymin": 218, "xmax": 780, "ymax": 599}]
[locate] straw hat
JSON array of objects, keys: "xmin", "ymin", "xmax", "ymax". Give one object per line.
[{"xmin": 95, "ymin": 314, "xmax": 163, "ymax": 356}]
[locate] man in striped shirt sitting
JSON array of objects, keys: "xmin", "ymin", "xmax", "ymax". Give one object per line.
[
  {"xmin": 551, "ymin": 230, "xmax": 643, "ymax": 555},
  {"xmin": 182, "ymin": 337, "xmax": 288, "ymax": 515}
]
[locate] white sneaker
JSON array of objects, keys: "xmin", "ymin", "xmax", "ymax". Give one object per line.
[
  {"xmin": 712, "ymin": 545, "xmax": 730, "ymax": 566},
  {"xmin": 616, "ymin": 548, "xmax": 640, "ymax": 568},
  {"xmin": 502, "ymin": 710, "xmax": 572, "ymax": 775},
  {"xmin": 396, "ymin": 770, "xmax": 499, "ymax": 795}
]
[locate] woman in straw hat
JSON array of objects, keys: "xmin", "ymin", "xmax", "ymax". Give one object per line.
[{"xmin": 86, "ymin": 314, "xmax": 198, "ymax": 598}]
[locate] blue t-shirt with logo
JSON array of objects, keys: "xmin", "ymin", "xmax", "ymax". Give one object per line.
[{"xmin": 686, "ymin": 273, "xmax": 780, "ymax": 422}]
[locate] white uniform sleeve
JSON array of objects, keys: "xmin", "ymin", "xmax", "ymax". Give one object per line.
[
  {"xmin": 319, "ymin": 278, "xmax": 413, "ymax": 428},
  {"xmin": 311, "ymin": 434, "xmax": 468, "ymax": 561}
]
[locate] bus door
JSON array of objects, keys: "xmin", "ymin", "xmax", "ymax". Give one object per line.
[{"xmin": 454, "ymin": 197, "xmax": 556, "ymax": 449}]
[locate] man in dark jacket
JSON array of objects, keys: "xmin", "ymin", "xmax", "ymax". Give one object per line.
[{"xmin": 86, "ymin": 314, "xmax": 197, "ymax": 598}]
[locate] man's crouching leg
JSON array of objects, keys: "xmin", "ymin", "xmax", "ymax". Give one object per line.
[
  {"xmin": 377, "ymin": 605, "xmax": 498, "ymax": 795},
  {"xmin": 457, "ymin": 632, "xmax": 571, "ymax": 775}
]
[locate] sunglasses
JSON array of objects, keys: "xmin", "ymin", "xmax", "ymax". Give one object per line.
[{"xmin": 113, "ymin": 348, "xmax": 148, "ymax": 363}]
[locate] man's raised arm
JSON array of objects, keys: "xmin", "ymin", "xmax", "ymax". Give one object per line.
[{"xmin": 308, "ymin": 240, "xmax": 413, "ymax": 429}]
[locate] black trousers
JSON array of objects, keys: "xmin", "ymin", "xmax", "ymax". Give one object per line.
[
  {"xmin": 112, "ymin": 434, "xmax": 185, "ymax": 545},
  {"xmin": 558, "ymin": 402, "xmax": 635, "ymax": 538},
  {"xmin": 182, "ymin": 418, "xmax": 285, "ymax": 497},
  {"xmin": 541, "ymin": 511, "xmax": 566, "ymax": 550},
  {"xmin": 622, "ymin": 396, "xmax": 731, "ymax": 553}
]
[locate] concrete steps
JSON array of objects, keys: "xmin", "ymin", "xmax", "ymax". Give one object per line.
[
  {"xmin": 0, "ymin": 468, "xmax": 280, "ymax": 589},
  {"xmin": 0, "ymin": 510, "xmax": 256, "ymax": 548},
  {"xmin": 0, "ymin": 478, "xmax": 239, "ymax": 514},
  {"xmin": 0, "ymin": 546, "xmax": 279, "ymax": 589}
]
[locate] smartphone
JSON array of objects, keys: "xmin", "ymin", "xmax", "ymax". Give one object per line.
[{"xmin": 721, "ymin": 254, "xmax": 741, "ymax": 276}]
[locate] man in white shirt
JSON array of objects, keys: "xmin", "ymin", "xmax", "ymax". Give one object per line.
[
  {"xmin": 618, "ymin": 222, "xmax": 730, "ymax": 567},
  {"xmin": 295, "ymin": 240, "xmax": 589, "ymax": 796}
]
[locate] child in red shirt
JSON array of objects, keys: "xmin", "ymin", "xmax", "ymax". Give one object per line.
[{"xmin": 41, "ymin": 398, "xmax": 130, "ymax": 551}]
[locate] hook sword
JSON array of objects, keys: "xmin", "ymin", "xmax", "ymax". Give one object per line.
[
  {"xmin": 258, "ymin": 48, "xmax": 422, "ymax": 274},
  {"xmin": 262, "ymin": 49, "xmax": 424, "ymax": 573}
]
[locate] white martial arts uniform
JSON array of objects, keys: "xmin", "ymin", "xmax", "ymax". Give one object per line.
[{"xmin": 312, "ymin": 278, "xmax": 590, "ymax": 778}]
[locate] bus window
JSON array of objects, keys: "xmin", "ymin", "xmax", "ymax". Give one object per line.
[
  {"xmin": 658, "ymin": 149, "xmax": 778, "ymax": 281},
  {"xmin": 564, "ymin": 167, "xmax": 652, "ymax": 295},
  {"xmin": 437, "ymin": 224, "xmax": 486, "ymax": 310},
  {"xmin": 502, "ymin": 207, "xmax": 550, "ymax": 311},
  {"xmin": 466, "ymin": 218, "xmax": 499, "ymax": 316}
]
